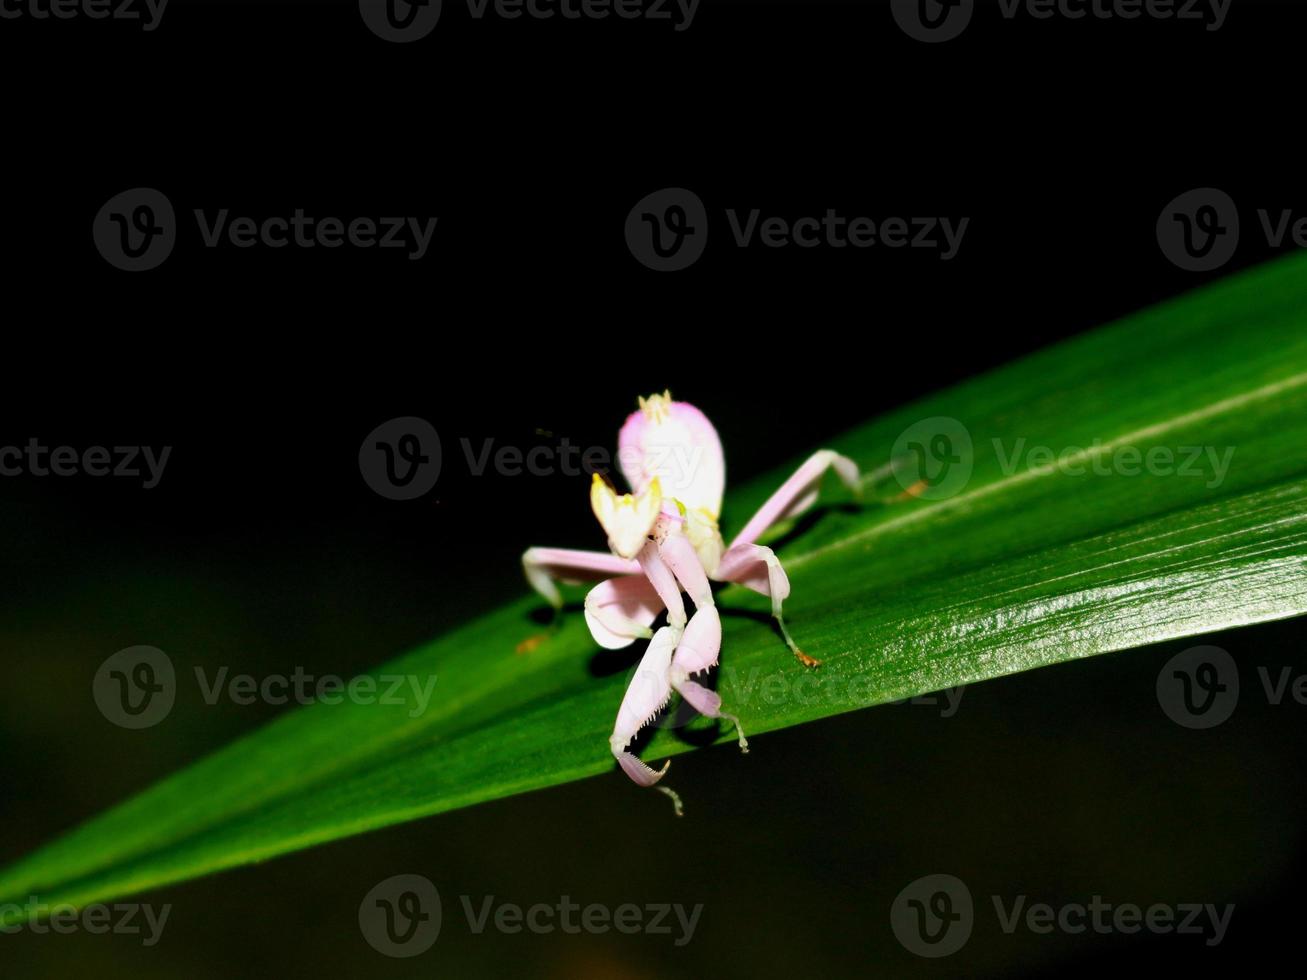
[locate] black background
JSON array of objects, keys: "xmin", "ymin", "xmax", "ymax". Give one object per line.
[{"xmin": 2, "ymin": 0, "xmax": 1305, "ymax": 977}]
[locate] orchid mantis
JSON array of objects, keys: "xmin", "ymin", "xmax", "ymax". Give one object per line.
[{"xmin": 522, "ymin": 392, "xmax": 860, "ymax": 813}]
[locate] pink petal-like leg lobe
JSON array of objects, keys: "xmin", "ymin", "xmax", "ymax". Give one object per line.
[
  {"xmin": 522, "ymin": 547, "xmax": 643, "ymax": 609},
  {"xmin": 670, "ymin": 603, "xmax": 722, "ymax": 675},
  {"xmin": 610, "ymin": 626, "xmax": 677, "ymax": 767},
  {"xmin": 726, "ymin": 450, "xmax": 861, "ymax": 552},
  {"xmin": 659, "ymin": 523, "xmax": 746, "ymax": 750},
  {"xmin": 668, "ymin": 605, "xmax": 748, "ymax": 752},
  {"xmin": 610, "ymin": 625, "xmax": 688, "ymax": 815},
  {"xmin": 658, "ymin": 530, "xmax": 714, "ymax": 608},
  {"xmin": 637, "ymin": 539, "xmax": 687, "ymax": 632},
  {"xmin": 715, "ymin": 542, "xmax": 816, "ymax": 667},
  {"xmin": 715, "ymin": 543, "xmax": 791, "ymax": 601},
  {"xmin": 675, "ymin": 677, "xmax": 722, "ymax": 716},
  {"xmin": 675, "ymin": 676, "xmax": 749, "ymax": 754},
  {"xmin": 584, "ymin": 575, "xmax": 665, "ymax": 650},
  {"xmin": 659, "ymin": 524, "xmax": 722, "ymax": 675},
  {"xmin": 617, "ymin": 751, "xmax": 670, "ymax": 788}
]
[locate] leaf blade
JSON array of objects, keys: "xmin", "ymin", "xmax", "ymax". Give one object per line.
[{"xmin": 5, "ymin": 254, "xmax": 1307, "ymax": 922}]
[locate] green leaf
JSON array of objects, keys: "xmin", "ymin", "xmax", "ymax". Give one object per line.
[{"xmin": 5, "ymin": 255, "xmax": 1307, "ymax": 924}]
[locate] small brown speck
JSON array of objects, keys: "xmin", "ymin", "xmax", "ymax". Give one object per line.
[
  {"xmin": 516, "ymin": 633, "xmax": 549, "ymax": 655},
  {"xmin": 894, "ymin": 479, "xmax": 930, "ymax": 501}
]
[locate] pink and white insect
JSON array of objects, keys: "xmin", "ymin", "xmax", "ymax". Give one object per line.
[{"xmin": 522, "ymin": 392, "xmax": 860, "ymax": 813}]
